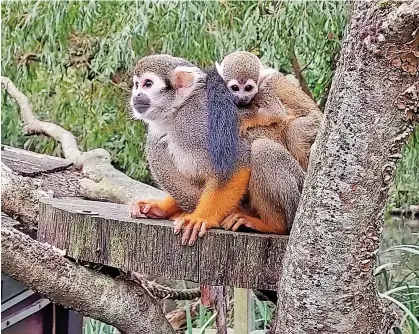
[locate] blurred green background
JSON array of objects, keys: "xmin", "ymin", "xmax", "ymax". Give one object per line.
[{"xmin": 1, "ymin": 1, "xmax": 418, "ymax": 333}]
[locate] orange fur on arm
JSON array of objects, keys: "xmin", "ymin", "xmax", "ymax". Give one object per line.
[
  {"xmin": 153, "ymin": 196, "xmax": 182, "ymax": 217},
  {"xmin": 189, "ymin": 168, "xmax": 251, "ymax": 224},
  {"xmin": 132, "ymin": 195, "xmax": 182, "ymax": 218},
  {"xmin": 237, "ymin": 214, "xmax": 288, "ymax": 234}
]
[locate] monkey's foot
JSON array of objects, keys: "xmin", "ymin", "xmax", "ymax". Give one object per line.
[
  {"xmin": 130, "ymin": 196, "xmax": 181, "ymax": 219},
  {"xmin": 173, "ymin": 215, "xmax": 220, "ymax": 246},
  {"xmin": 221, "ymin": 212, "xmax": 254, "ymax": 231},
  {"xmin": 222, "ymin": 212, "xmax": 287, "ymax": 234}
]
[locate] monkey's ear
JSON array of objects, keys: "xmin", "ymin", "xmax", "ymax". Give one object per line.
[
  {"xmin": 259, "ymin": 67, "xmax": 278, "ymax": 84},
  {"xmin": 215, "ymin": 61, "xmax": 224, "ymax": 78},
  {"xmin": 171, "ymin": 66, "xmax": 203, "ymax": 96}
]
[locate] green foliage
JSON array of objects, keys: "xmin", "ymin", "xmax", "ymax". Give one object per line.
[
  {"xmin": 83, "ymin": 318, "xmax": 119, "ymax": 334},
  {"xmin": 1, "ymin": 0, "xmax": 348, "ymax": 183},
  {"xmin": 390, "ymin": 128, "xmax": 419, "ymax": 209}
]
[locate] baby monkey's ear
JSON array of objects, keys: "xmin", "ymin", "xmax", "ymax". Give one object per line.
[{"xmin": 171, "ymin": 66, "xmax": 204, "ymax": 97}]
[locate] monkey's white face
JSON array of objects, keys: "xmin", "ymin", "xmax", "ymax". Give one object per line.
[
  {"xmin": 227, "ymin": 79, "xmax": 258, "ymax": 106},
  {"xmin": 130, "ymin": 72, "xmax": 170, "ymax": 122}
]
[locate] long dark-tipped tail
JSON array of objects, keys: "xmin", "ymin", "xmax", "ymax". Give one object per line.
[{"xmin": 206, "ymin": 66, "xmax": 239, "ymax": 180}]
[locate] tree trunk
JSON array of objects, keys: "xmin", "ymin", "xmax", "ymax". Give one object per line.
[{"xmin": 271, "ymin": 1, "xmax": 418, "ymax": 333}]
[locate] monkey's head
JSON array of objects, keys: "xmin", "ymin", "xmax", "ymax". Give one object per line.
[
  {"xmin": 130, "ymin": 54, "xmax": 205, "ymax": 124},
  {"xmin": 216, "ymin": 51, "xmax": 276, "ymax": 106}
]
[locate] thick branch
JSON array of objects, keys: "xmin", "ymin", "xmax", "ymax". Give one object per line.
[
  {"xmin": 1, "ymin": 159, "xmax": 200, "ymax": 301},
  {"xmin": 272, "ymin": 1, "xmax": 418, "ymax": 333},
  {"xmin": 1, "ymin": 161, "xmax": 53, "ymax": 233},
  {"xmin": 1, "ymin": 217, "xmax": 175, "ymax": 334}
]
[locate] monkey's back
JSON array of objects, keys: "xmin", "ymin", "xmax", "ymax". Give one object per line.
[{"xmin": 256, "ymin": 73, "xmax": 320, "ymax": 118}]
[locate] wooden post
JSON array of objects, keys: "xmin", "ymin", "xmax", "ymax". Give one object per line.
[
  {"xmin": 200, "ymin": 285, "xmax": 228, "ymax": 334},
  {"xmin": 234, "ymin": 288, "xmax": 252, "ymax": 334}
]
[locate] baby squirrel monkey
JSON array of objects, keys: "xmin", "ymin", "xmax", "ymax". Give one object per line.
[
  {"xmin": 130, "ymin": 55, "xmax": 304, "ymax": 244},
  {"xmin": 216, "ymin": 51, "xmax": 322, "ymax": 170}
]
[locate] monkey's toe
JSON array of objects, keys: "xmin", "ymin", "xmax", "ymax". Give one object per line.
[{"xmin": 173, "ymin": 215, "xmax": 219, "ymax": 246}]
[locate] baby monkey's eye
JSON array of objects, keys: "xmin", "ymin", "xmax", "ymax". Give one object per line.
[
  {"xmin": 143, "ymin": 79, "xmax": 153, "ymax": 88},
  {"xmin": 231, "ymin": 85, "xmax": 240, "ymax": 92},
  {"xmin": 244, "ymin": 85, "xmax": 253, "ymax": 92}
]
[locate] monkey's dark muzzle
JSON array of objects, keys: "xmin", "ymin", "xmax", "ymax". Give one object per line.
[
  {"xmin": 234, "ymin": 96, "xmax": 251, "ymax": 107},
  {"xmin": 133, "ymin": 94, "xmax": 150, "ymax": 114}
]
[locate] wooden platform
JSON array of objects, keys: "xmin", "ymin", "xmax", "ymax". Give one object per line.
[{"xmin": 38, "ymin": 198, "xmax": 288, "ymax": 290}]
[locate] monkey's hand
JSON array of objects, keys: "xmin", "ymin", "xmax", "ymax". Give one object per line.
[
  {"xmin": 222, "ymin": 212, "xmax": 287, "ymax": 234},
  {"xmin": 239, "ymin": 112, "xmax": 277, "ymax": 136},
  {"xmin": 221, "ymin": 212, "xmax": 254, "ymax": 231},
  {"xmin": 173, "ymin": 214, "xmax": 220, "ymax": 246},
  {"xmin": 130, "ymin": 196, "xmax": 182, "ymax": 220}
]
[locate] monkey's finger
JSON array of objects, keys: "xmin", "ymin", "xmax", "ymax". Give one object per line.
[
  {"xmin": 182, "ymin": 223, "xmax": 194, "ymax": 245},
  {"xmin": 146, "ymin": 206, "xmax": 166, "ymax": 219},
  {"xmin": 174, "ymin": 219, "xmax": 185, "ymax": 234},
  {"xmin": 189, "ymin": 223, "xmax": 202, "ymax": 246},
  {"xmin": 141, "ymin": 204, "xmax": 151, "ymax": 214},
  {"xmin": 220, "ymin": 214, "xmax": 235, "ymax": 230},
  {"xmin": 231, "ymin": 218, "xmax": 245, "ymax": 232},
  {"xmin": 130, "ymin": 210, "xmax": 143, "ymax": 219},
  {"xmin": 198, "ymin": 223, "xmax": 207, "ymax": 238}
]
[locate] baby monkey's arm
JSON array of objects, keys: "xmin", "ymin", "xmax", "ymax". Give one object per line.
[{"xmin": 240, "ymin": 108, "xmax": 295, "ymax": 136}]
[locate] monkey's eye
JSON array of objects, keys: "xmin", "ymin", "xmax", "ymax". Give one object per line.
[
  {"xmin": 143, "ymin": 79, "xmax": 153, "ymax": 88},
  {"xmin": 135, "ymin": 81, "xmax": 139, "ymax": 89},
  {"xmin": 231, "ymin": 85, "xmax": 240, "ymax": 92},
  {"xmin": 244, "ymin": 85, "xmax": 253, "ymax": 92}
]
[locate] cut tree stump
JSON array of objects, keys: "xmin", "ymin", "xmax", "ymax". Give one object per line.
[{"xmin": 38, "ymin": 198, "xmax": 288, "ymax": 290}]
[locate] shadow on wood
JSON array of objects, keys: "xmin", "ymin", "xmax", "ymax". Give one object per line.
[{"xmin": 38, "ymin": 198, "xmax": 288, "ymax": 290}]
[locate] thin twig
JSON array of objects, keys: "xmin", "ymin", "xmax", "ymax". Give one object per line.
[{"xmin": 288, "ymin": 41, "xmax": 314, "ymax": 99}]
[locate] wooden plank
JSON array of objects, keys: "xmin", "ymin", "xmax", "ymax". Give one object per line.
[
  {"xmin": 38, "ymin": 198, "xmax": 288, "ymax": 289},
  {"xmin": 1, "ymin": 145, "xmax": 72, "ymax": 176}
]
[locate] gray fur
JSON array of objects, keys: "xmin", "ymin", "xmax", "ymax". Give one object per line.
[
  {"xmin": 145, "ymin": 131, "xmax": 202, "ymax": 212},
  {"xmin": 249, "ymin": 139, "xmax": 305, "ymax": 230}
]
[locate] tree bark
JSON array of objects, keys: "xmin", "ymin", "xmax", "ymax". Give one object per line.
[
  {"xmin": 1, "ymin": 215, "xmax": 175, "ymax": 334},
  {"xmin": 271, "ymin": 1, "xmax": 418, "ymax": 333}
]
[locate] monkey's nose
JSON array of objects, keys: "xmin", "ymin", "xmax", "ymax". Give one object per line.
[{"xmin": 133, "ymin": 93, "xmax": 150, "ymax": 113}]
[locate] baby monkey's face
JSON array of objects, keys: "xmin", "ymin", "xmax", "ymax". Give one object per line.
[{"xmin": 226, "ymin": 77, "xmax": 259, "ymax": 106}]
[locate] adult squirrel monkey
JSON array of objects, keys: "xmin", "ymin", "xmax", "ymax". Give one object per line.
[
  {"xmin": 216, "ymin": 50, "xmax": 322, "ymax": 170},
  {"xmin": 129, "ymin": 55, "xmax": 304, "ymax": 245}
]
